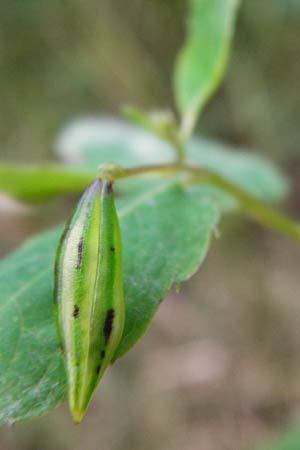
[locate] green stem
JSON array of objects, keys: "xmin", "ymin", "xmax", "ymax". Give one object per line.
[
  {"xmin": 180, "ymin": 111, "xmax": 196, "ymax": 143},
  {"xmin": 198, "ymin": 171, "xmax": 300, "ymax": 240},
  {"xmin": 122, "ymin": 106, "xmax": 186, "ymax": 163},
  {"xmin": 99, "ymin": 162, "xmax": 300, "ymax": 240},
  {"xmin": 172, "ymin": 139, "xmax": 185, "ymax": 164}
]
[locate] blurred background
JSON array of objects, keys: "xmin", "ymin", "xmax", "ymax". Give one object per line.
[{"xmin": 1, "ymin": 0, "xmax": 300, "ymax": 449}]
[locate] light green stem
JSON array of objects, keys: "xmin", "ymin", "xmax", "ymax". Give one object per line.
[
  {"xmin": 199, "ymin": 170, "xmax": 300, "ymax": 240},
  {"xmin": 99, "ymin": 162, "xmax": 300, "ymax": 240}
]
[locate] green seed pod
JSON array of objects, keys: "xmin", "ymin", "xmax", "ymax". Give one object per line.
[{"xmin": 54, "ymin": 179, "xmax": 124, "ymax": 423}]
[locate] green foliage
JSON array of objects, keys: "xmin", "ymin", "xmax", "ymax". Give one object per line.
[
  {"xmin": 174, "ymin": 0, "xmax": 240, "ymax": 136},
  {"xmin": 56, "ymin": 119, "xmax": 289, "ymax": 207},
  {"xmin": 0, "ymin": 179, "xmax": 218, "ymax": 424},
  {"xmin": 0, "ymin": 164, "xmax": 94, "ymax": 201},
  {"xmin": 0, "ymin": 122, "xmax": 289, "ymax": 424},
  {"xmin": 0, "ymin": 121, "xmax": 288, "ymax": 207},
  {"xmin": 0, "ymin": 0, "xmax": 294, "ymax": 431},
  {"xmin": 0, "ymin": 227, "xmax": 66, "ymax": 425},
  {"xmin": 188, "ymin": 137, "xmax": 289, "ymax": 205}
]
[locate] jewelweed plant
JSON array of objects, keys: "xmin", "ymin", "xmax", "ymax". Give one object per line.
[{"xmin": 0, "ymin": 0, "xmax": 299, "ymax": 426}]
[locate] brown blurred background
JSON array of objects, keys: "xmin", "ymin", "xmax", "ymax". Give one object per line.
[{"xmin": 1, "ymin": 1, "xmax": 300, "ymax": 449}]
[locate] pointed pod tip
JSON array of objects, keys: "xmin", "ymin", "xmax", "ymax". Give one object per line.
[{"xmin": 71, "ymin": 408, "xmax": 85, "ymax": 425}]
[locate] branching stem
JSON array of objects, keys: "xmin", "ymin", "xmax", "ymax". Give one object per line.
[{"xmin": 99, "ymin": 162, "xmax": 300, "ymax": 240}]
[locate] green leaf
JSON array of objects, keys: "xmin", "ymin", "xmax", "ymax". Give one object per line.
[
  {"xmin": 0, "ymin": 179, "xmax": 218, "ymax": 424},
  {"xmin": 1, "ymin": 118, "xmax": 287, "ymax": 206},
  {"xmin": 187, "ymin": 137, "xmax": 289, "ymax": 209},
  {"xmin": 174, "ymin": 0, "xmax": 240, "ymax": 137},
  {"xmin": 57, "ymin": 118, "xmax": 289, "ymax": 206},
  {"xmin": 55, "ymin": 117, "xmax": 175, "ymax": 168},
  {"xmin": 0, "ymin": 164, "xmax": 95, "ymax": 201}
]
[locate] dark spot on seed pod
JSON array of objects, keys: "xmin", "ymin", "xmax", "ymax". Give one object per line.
[
  {"xmin": 76, "ymin": 237, "xmax": 84, "ymax": 269},
  {"xmin": 105, "ymin": 182, "xmax": 113, "ymax": 193},
  {"xmin": 103, "ymin": 308, "xmax": 114, "ymax": 344},
  {"xmin": 96, "ymin": 364, "xmax": 101, "ymax": 374},
  {"xmin": 100, "ymin": 350, "xmax": 105, "ymax": 359},
  {"xmin": 73, "ymin": 304, "xmax": 79, "ymax": 318},
  {"xmin": 110, "ymin": 246, "xmax": 115, "ymax": 253}
]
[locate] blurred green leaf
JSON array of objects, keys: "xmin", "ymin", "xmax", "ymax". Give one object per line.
[
  {"xmin": 0, "ymin": 118, "xmax": 288, "ymax": 208},
  {"xmin": 55, "ymin": 117, "xmax": 175, "ymax": 168},
  {"xmin": 0, "ymin": 164, "xmax": 95, "ymax": 201},
  {"xmin": 252, "ymin": 424, "xmax": 300, "ymax": 450},
  {"xmin": 0, "ymin": 180, "xmax": 218, "ymax": 424},
  {"xmin": 57, "ymin": 118, "xmax": 289, "ymax": 206},
  {"xmin": 174, "ymin": 0, "xmax": 240, "ymax": 136},
  {"xmin": 187, "ymin": 137, "xmax": 289, "ymax": 209}
]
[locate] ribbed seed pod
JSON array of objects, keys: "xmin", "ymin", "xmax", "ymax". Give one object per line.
[{"xmin": 54, "ymin": 179, "xmax": 124, "ymax": 423}]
